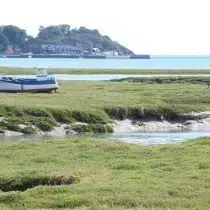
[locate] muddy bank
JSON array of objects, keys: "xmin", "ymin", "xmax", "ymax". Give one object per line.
[
  {"xmin": 1, "ymin": 112, "xmax": 210, "ymax": 137},
  {"xmin": 113, "ymin": 112, "xmax": 210, "ymax": 133},
  {"xmin": 0, "ymin": 122, "xmax": 113, "ymax": 137}
]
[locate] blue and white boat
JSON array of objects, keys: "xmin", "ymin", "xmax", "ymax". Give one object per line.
[{"xmin": 0, "ymin": 69, "xmax": 58, "ymax": 93}]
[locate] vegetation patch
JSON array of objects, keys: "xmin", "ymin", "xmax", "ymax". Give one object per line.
[
  {"xmin": 21, "ymin": 126, "xmax": 37, "ymax": 135},
  {"xmin": 72, "ymin": 124, "xmax": 113, "ymax": 133},
  {"xmin": 0, "ymin": 121, "xmax": 22, "ymax": 133},
  {"xmin": 104, "ymin": 106, "xmax": 190, "ymax": 121},
  {"xmin": 36, "ymin": 121, "xmax": 54, "ymax": 132},
  {"xmin": 0, "ymin": 173, "xmax": 79, "ymax": 192},
  {"xmin": 111, "ymin": 76, "xmax": 210, "ymax": 84},
  {"xmin": 0, "ymin": 81, "xmax": 210, "ymax": 134},
  {"xmin": 0, "ymin": 105, "xmax": 112, "ymax": 133}
]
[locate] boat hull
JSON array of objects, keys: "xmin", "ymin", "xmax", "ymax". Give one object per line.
[{"xmin": 0, "ymin": 78, "xmax": 58, "ymax": 93}]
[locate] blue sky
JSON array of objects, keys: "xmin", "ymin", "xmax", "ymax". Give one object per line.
[{"xmin": 0, "ymin": 0, "xmax": 210, "ymax": 55}]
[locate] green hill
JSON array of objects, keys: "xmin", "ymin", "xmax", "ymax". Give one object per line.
[{"xmin": 0, "ymin": 25, "xmax": 133, "ymax": 55}]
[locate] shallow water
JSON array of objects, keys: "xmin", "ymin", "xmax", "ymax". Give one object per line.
[
  {"xmin": 1, "ymin": 131, "xmax": 210, "ymax": 145},
  {"xmin": 1, "ymin": 56, "xmax": 210, "ymax": 69},
  {"xmin": 97, "ymin": 131, "xmax": 210, "ymax": 145},
  {"xmin": 7, "ymin": 74, "xmax": 148, "ymax": 81},
  {"xmin": 6, "ymin": 74, "xmax": 210, "ymax": 81}
]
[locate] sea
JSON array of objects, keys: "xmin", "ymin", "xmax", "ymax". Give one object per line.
[{"xmin": 1, "ymin": 55, "xmax": 210, "ymax": 69}]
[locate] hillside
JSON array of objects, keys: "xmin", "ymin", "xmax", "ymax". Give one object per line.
[{"xmin": 0, "ymin": 25, "xmax": 133, "ymax": 55}]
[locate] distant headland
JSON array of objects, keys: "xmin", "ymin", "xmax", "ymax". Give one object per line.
[{"xmin": 0, "ymin": 25, "xmax": 137, "ymax": 57}]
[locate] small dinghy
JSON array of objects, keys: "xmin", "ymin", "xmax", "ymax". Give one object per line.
[{"xmin": 0, "ymin": 69, "xmax": 58, "ymax": 93}]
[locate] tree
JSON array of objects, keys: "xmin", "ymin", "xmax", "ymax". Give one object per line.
[
  {"xmin": 59, "ymin": 24, "xmax": 70, "ymax": 35},
  {"xmin": 38, "ymin": 26, "xmax": 63, "ymax": 40},
  {"xmin": 0, "ymin": 24, "xmax": 133, "ymax": 55},
  {"xmin": 2, "ymin": 25, "xmax": 27, "ymax": 46},
  {"xmin": 0, "ymin": 32, "xmax": 9, "ymax": 52}
]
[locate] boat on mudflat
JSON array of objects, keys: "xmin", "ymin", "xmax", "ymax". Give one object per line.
[{"xmin": 0, "ymin": 69, "xmax": 58, "ymax": 93}]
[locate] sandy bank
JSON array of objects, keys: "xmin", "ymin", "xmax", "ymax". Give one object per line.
[{"xmin": 113, "ymin": 112, "xmax": 210, "ymax": 133}]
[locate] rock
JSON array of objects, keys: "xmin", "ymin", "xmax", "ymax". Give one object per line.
[
  {"xmin": 0, "ymin": 128, "xmax": 5, "ymax": 134},
  {"xmin": 4, "ymin": 130, "xmax": 24, "ymax": 137},
  {"xmin": 65, "ymin": 129, "xmax": 77, "ymax": 135},
  {"xmin": 204, "ymin": 118, "xmax": 210, "ymax": 123},
  {"xmin": 64, "ymin": 125, "xmax": 71, "ymax": 130},
  {"xmin": 25, "ymin": 122, "xmax": 32, "ymax": 126},
  {"xmin": 183, "ymin": 120, "xmax": 196, "ymax": 126},
  {"xmin": 19, "ymin": 124, "xmax": 27, "ymax": 129},
  {"xmin": 177, "ymin": 124, "xmax": 183, "ymax": 128}
]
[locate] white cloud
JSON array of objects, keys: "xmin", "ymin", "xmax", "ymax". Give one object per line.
[{"xmin": 0, "ymin": 0, "xmax": 210, "ymax": 54}]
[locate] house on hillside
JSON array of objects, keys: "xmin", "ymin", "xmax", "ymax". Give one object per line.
[{"xmin": 91, "ymin": 48, "xmax": 101, "ymax": 55}]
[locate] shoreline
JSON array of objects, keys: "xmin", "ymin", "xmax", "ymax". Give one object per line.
[
  {"xmin": 1, "ymin": 111, "xmax": 210, "ymax": 138},
  {"xmin": 1, "ymin": 81, "xmax": 210, "ymax": 139}
]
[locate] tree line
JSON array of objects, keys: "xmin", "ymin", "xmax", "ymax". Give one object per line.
[{"xmin": 0, "ymin": 25, "xmax": 133, "ymax": 55}]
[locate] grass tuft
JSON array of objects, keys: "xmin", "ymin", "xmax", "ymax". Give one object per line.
[{"xmin": 0, "ymin": 173, "xmax": 79, "ymax": 192}]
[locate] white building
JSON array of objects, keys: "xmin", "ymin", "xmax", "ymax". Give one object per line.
[{"xmin": 103, "ymin": 51, "xmax": 119, "ymax": 56}]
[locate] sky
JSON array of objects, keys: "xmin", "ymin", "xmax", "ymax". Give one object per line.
[{"xmin": 0, "ymin": 0, "xmax": 210, "ymax": 55}]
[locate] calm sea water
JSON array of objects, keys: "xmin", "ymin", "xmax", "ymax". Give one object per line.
[{"xmin": 1, "ymin": 56, "xmax": 210, "ymax": 69}]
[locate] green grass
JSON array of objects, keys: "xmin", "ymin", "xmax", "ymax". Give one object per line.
[
  {"xmin": 1, "ymin": 81, "xmax": 210, "ymax": 114},
  {"xmin": 0, "ymin": 138, "xmax": 210, "ymax": 209},
  {"xmin": 2, "ymin": 67, "xmax": 210, "ymax": 75},
  {"xmin": 1, "ymin": 81, "xmax": 210, "ymax": 133},
  {"xmin": 72, "ymin": 124, "xmax": 113, "ymax": 133}
]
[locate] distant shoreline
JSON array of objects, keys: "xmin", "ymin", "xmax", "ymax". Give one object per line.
[{"xmin": 0, "ymin": 54, "xmax": 150, "ymax": 59}]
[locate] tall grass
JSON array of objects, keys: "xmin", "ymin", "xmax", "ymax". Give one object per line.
[{"xmin": 0, "ymin": 105, "xmax": 113, "ymax": 133}]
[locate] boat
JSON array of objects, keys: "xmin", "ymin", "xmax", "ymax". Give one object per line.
[{"xmin": 0, "ymin": 69, "xmax": 58, "ymax": 93}]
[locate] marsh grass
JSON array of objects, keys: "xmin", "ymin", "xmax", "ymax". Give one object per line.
[
  {"xmin": 0, "ymin": 138, "xmax": 210, "ymax": 209},
  {"xmin": 72, "ymin": 124, "xmax": 114, "ymax": 133},
  {"xmin": 0, "ymin": 105, "xmax": 112, "ymax": 133},
  {"xmin": 0, "ymin": 81, "xmax": 210, "ymax": 130},
  {"xmin": 0, "ymin": 172, "xmax": 79, "ymax": 192},
  {"xmin": 112, "ymin": 76, "xmax": 210, "ymax": 84},
  {"xmin": 21, "ymin": 126, "xmax": 37, "ymax": 134}
]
